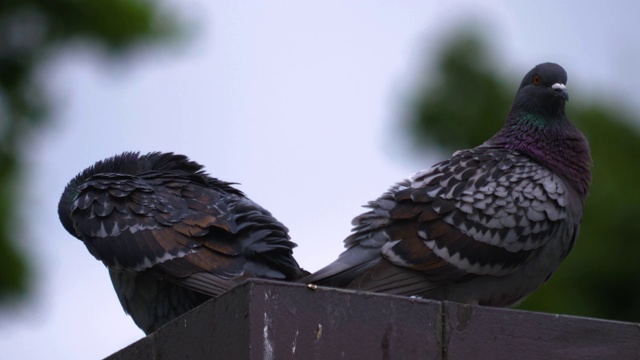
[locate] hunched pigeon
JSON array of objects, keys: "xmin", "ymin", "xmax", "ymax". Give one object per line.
[
  {"xmin": 303, "ymin": 63, "xmax": 591, "ymax": 306},
  {"xmin": 58, "ymin": 152, "xmax": 307, "ymax": 334}
]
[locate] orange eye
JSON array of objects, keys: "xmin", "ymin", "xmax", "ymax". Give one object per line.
[{"xmin": 533, "ymin": 75, "xmax": 541, "ymax": 86}]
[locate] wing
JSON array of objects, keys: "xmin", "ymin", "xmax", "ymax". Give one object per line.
[
  {"xmin": 67, "ymin": 171, "xmax": 303, "ymax": 298},
  {"xmin": 305, "ymin": 146, "xmax": 571, "ymax": 297}
]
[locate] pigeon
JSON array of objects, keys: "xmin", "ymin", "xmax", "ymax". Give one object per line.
[
  {"xmin": 58, "ymin": 152, "xmax": 307, "ymax": 334},
  {"xmin": 303, "ymin": 63, "xmax": 591, "ymax": 306}
]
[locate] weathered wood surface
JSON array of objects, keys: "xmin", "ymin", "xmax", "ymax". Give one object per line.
[{"xmin": 106, "ymin": 279, "xmax": 640, "ymax": 360}]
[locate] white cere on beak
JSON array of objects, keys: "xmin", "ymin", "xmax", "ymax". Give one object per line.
[{"xmin": 551, "ymin": 83, "xmax": 567, "ymax": 91}]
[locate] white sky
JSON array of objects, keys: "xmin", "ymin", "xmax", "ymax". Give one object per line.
[{"xmin": 1, "ymin": 1, "xmax": 639, "ymax": 359}]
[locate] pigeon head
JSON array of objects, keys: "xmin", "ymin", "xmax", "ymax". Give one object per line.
[
  {"xmin": 489, "ymin": 63, "xmax": 591, "ymax": 199},
  {"xmin": 511, "ymin": 62, "xmax": 569, "ymax": 118}
]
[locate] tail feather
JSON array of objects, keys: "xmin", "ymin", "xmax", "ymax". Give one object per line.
[{"xmin": 300, "ymin": 247, "xmax": 380, "ymax": 287}]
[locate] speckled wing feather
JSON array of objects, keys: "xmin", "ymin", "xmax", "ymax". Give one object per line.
[
  {"xmin": 69, "ymin": 171, "xmax": 300, "ymax": 293},
  {"xmin": 305, "ymin": 145, "xmax": 580, "ymax": 306},
  {"xmin": 60, "ymin": 152, "xmax": 306, "ymax": 333}
]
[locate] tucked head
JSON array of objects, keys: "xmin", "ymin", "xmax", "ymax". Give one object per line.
[{"xmin": 57, "ymin": 152, "xmax": 217, "ymax": 238}]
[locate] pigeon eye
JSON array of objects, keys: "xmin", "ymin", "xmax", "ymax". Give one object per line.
[{"xmin": 533, "ymin": 75, "xmax": 541, "ymax": 86}]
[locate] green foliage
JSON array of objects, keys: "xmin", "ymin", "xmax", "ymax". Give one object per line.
[
  {"xmin": 0, "ymin": 0, "xmax": 179, "ymax": 300},
  {"xmin": 0, "ymin": 153, "xmax": 26, "ymax": 297},
  {"xmin": 408, "ymin": 31, "xmax": 640, "ymax": 322},
  {"xmin": 409, "ymin": 32, "xmax": 512, "ymax": 150}
]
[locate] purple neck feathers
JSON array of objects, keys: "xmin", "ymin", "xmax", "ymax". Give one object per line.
[{"xmin": 488, "ymin": 111, "xmax": 592, "ymax": 200}]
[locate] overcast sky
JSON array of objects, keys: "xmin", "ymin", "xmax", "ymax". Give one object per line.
[{"xmin": 1, "ymin": 1, "xmax": 639, "ymax": 359}]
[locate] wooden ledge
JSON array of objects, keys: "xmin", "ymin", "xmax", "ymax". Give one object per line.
[{"xmin": 106, "ymin": 279, "xmax": 640, "ymax": 360}]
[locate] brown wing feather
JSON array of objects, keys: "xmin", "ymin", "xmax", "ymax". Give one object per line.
[
  {"xmin": 69, "ymin": 170, "xmax": 302, "ymax": 297},
  {"xmin": 305, "ymin": 147, "xmax": 567, "ymax": 302},
  {"xmin": 59, "ymin": 152, "xmax": 306, "ymax": 334}
]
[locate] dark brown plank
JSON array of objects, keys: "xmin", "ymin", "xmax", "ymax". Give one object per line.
[
  {"xmin": 247, "ymin": 280, "xmax": 441, "ymax": 359},
  {"xmin": 106, "ymin": 280, "xmax": 640, "ymax": 360},
  {"xmin": 444, "ymin": 302, "xmax": 640, "ymax": 360}
]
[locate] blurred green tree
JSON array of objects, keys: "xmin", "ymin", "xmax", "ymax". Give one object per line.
[
  {"xmin": 408, "ymin": 30, "xmax": 640, "ymax": 322},
  {"xmin": 0, "ymin": 0, "xmax": 179, "ymax": 300}
]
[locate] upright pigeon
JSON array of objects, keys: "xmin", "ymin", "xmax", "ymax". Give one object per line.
[
  {"xmin": 58, "ymin": 152, "xmax": 307, "ymax": 334},
  {"xmin": 303, "ymin": 63, "xmax": 591, "ymax": 306}
]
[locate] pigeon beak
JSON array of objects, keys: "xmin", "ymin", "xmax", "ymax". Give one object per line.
[{"xmin": 551, "ymin": 83, "xmax": 569, "ymax": 102}]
